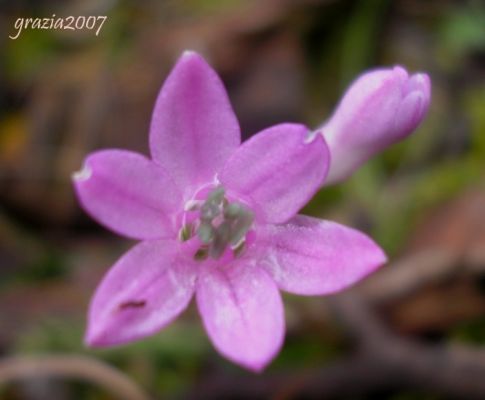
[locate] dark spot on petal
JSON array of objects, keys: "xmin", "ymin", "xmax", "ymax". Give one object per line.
[{"xmin": 119, "ymin": 300, "xmax": 146, "ymax": 310}]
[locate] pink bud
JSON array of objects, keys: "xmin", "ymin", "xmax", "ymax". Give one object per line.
[{"xmin": 319, "ymin": 66, "xmax": 431, "ymax": 185}]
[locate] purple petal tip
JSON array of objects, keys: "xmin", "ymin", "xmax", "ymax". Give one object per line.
[
  {"xmin": 72, "ymin": 164, "xmax": 92, "ymax": 182},
  {"xmin": 83, "ymin": 328, "xmax": 104, "ymax": 348},
  {"xmin": 181, "ymin": 49, "xmax": 198, "ymax": 58},
  {"xmin": 392, "ymin": 65, "xmax": 409, "ymax": 80}
]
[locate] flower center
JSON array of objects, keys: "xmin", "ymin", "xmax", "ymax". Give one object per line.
[{"xmin": 179, "ymin": 186, "xmax": 254, "ymax": 260}]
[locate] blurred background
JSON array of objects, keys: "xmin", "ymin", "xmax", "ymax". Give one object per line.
[{"xmin": 0, "ymin": 0, "xmax": 484, "ymax": 399}]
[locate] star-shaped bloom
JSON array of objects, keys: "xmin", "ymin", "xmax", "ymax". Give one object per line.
[{"xmin": 73, "ymin": 51, "xmax": 387, "ymax": 371}]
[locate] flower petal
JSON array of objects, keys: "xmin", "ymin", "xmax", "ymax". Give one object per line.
[
  {"xmin": 219, "ymin": 123, "xmax": 329, "ymax": 224},
  {"xmin": 259, "ymin": 215, "xmax": 387, "ymax": 295},
  {"xmin": 149, "ymin": 51, "xmax": 240, "ymax": 193},
  {"xmin": 73, "ymin": 150, "xmax": 182, "ymax": 240},
  {"xmin": 394, "ymin": 73, "xmax": 431, "ymax": 138},
  {"xmin": 392, "ymin": 91, "xmax": 425, "ymax": 140},
  {"xmin": 85, "ymin": 240, "xmax": 196, "ymax": 347},
  {"xmin": 196, "ymin": 262, "xmax": 284, "ymax": 372}
]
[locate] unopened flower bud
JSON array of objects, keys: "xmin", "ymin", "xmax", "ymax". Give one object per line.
[{"xmin": 318, "ymin": 66, "xmax": 431, "ymax": 185}]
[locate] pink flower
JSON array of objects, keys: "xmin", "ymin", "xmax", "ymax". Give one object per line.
[
  {"xmin": 73, "ymin": 51, "xmax": 387, "ymax": 371},
  {"xmin": 319, "ymin": 66, "xmax": 431, "ymax": 185}
]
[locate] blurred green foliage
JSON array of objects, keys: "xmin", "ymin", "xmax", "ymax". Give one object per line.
[{"xmin": 450, "ymin": 316, "xmax": 485, "ymax": 345}]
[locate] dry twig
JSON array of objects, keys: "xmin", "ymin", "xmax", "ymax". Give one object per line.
[{"xmin": 0, "ymin": 354, "xmax": 150, "ymax": 400}]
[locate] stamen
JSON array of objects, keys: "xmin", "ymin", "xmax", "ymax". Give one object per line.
[
  {"xmin": 187, "ymin": 186, "xmax": 255, "ymax": 260},
  {"xmin": 179, "ymin": 223, "xmax": 193, "ymax": 241},
  {"xmin": 194, "ymin": 247, "xmax": 209, "ymax": 261},
  {"xmin": 197, "ymin": 221, "xmax": 214, "ymax": 244},
  {"xmin": 210, "ymin": 221, "xmax": 231, "ymax": 259},
  {"xmin": 200, "ymin": 202, "xmax": 220, "ymax": 221},
  {"xmin": 223, "ymin": 202, "xmax": 243, "ymax": 219},
  {"xmin": 206, "ymin": 186, "xmax": 225, "ymax": 204},
  {"xmin": 228, "ymin": 210, "xmax": 254, "ymax": 246},
  {"xmin": 184, "ymin": 199, "xmax": 203, "ymax": 211},
  {"xmin": 232, "ymin": 239, "xmax": 246, "ymax": 258}
]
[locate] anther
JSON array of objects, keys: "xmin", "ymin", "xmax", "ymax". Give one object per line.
[
  {"xmin": 194, "ymin": 247, "xmax": 209, "ymax": 261},
  {"xmin": 179, "ymin": 223, "xmax": 193, "ymax": 242},
  {"xmin": 223, "ymin": 202, "xmax": 243, "ymax": 219},
  {"xmin": 206, "ymin": 186, "xmax": 225, "ymax": 204},
  {"xmin": 184, "ymin": 199, "xmax": 203, "ymax": 211},
  {"xmin": 209, "ymin": 221, "xmax": 231, "ymax": 259},
  {"xmin": 228, "ymin": 210, "xmax": 254, "ymax": 246},
  {"xmin": 197, "ymin": 221, "xmax": 214, "ymax": 244}
]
